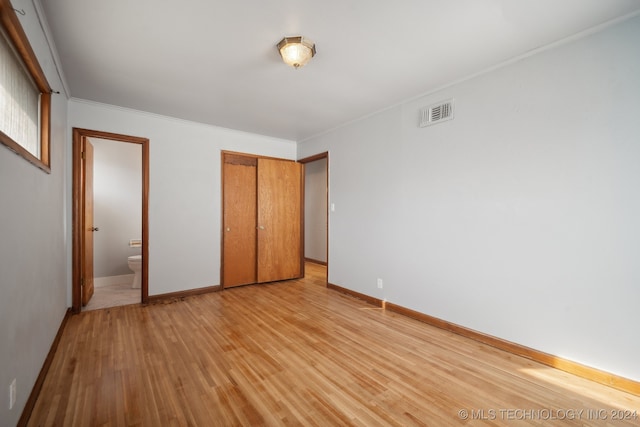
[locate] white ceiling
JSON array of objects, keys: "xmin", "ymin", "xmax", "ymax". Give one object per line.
[{"xmin": 39, "ymin": 0, "xmax": 640, "ymax": 142}]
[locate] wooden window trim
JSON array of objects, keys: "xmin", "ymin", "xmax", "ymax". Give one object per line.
[{"xmin": 0, "ymin": 0, "xmax": 52, "ymax": 173}]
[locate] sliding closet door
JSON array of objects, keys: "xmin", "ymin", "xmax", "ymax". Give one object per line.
[
  {"xmin": 257, "ymin": 158, "xmax": 303, "ymax": 283},
  {"xmin": 222, "ymin": 154, "xmax": 257, "ymax": 288}
]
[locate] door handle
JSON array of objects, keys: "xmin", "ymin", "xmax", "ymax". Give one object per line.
[
  {"xmin": 90, "ymin": 227, "xmax": 99, "ymax": 232},
  {"xmin": 258, "ymin": 225, "xmax": 265, "ymax": 230}
]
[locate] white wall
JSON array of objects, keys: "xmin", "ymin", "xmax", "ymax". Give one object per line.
[
  {"xmin": 0, "ymin": 1, "xmax": 69, "ymax": 424},
  {"xmin": 304, "ymin": 159, "xmax": 328, "ymax": 263},
  {"xmin": 92, "ymin": 139, "xmax": 142, "ymax": 277},
  {"xmin": 1, "ymin": 8, "xmax": 636, "ymax": 426},
  {"xmin": 69, "ymin": 100, "xmax": 297, "ymax": 296},
  {"xmin": 298, "ymin": 16, "xmax": 640, "ymax": 382}
]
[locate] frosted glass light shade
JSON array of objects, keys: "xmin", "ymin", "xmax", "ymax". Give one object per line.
[{"xmin": 277, "ymin": 36, "xmax": 316, "ymax": 69}]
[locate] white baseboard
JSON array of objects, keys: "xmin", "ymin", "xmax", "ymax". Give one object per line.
[{"xmin": 94, "ymin": 274, "xmax": 134, "ymax": 288}]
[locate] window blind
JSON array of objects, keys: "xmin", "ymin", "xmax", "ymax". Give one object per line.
[{"xmin": 0, "ymin": 27, "xmax": 40, "ymax": 157}]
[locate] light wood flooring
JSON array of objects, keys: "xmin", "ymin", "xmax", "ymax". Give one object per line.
[{"xmin": 27, "ymin": 263, "xmax": 640, "ymax": 426}]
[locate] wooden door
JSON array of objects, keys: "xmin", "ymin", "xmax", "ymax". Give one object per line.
[
  {"xmin": 257, "ymin": 158, "xmax": 303, "ymax": 283},
  {"xmin": 222, "ymin": 155, "xmax": 257, "ymax": 287},
  {"xmin": 82, "ymin": 139, "xmax": 95, "ymax": 305}
]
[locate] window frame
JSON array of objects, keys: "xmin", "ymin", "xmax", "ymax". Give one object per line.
[{"xmin": 0, "ymin": 0, "xmax": 52, "ymax": 173}]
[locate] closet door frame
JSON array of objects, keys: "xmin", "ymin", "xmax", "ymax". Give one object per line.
[{"xmin": 220, "ymin": 151, "xmax": 304, "ymax": 289}]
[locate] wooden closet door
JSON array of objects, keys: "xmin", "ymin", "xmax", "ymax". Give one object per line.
[
  {"xmin": 257, "ymin": 158, "xmax": 303, "ymax": 283},
  {"xmin": 222, "ymin": 155, "xmax": 257, "ymax": 288}
]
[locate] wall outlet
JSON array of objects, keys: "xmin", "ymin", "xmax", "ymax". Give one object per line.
[
  {"xmin": 377, "ymin": 278, "xmax": 383, "ymax": 289},
  {"xmin": 9, "ymin": 379, "xmax": 16, "ymax": 410}
]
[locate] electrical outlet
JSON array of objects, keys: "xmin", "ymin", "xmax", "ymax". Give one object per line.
[
  {"xmin": 377, "ymin": 278, "xmax": 383, "ymax": 289},
  {"xmin": 9, "ymin": 379, "xmax": 16, "ymax": 410}
]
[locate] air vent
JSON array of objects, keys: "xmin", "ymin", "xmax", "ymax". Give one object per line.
[{"xmin": 419, "ymin": 99, "xmax": 454, "ymax": 127}]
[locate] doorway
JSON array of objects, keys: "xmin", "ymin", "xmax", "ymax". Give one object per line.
[
  {"xmin": 299, "ymin": 152, "xmax": 328, "ymax": 284},
  {"xmin": 72, "ymin": 128, "xmax": 150, "ymax": 314}
]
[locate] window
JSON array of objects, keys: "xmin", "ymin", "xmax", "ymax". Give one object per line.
[{"xmin": 0, "ymin": 0, "xmax": 52, "ymax": 173}]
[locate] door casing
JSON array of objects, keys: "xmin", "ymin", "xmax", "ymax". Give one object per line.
[
  {"xmin": 298, "ymin": 152, "xmax": 329, "ymax": 282},
  {"xmin": 220, "ymin": 151, "xmax": 304, "ymax": 288},
  {"xmin": 71, "ymin": 128, "xmax": 150, "ymax": 313}
]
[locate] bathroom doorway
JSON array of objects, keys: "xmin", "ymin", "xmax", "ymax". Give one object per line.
[{"xmin": 72, "ymin": 128, "xmax": 149, "ymax": 313}]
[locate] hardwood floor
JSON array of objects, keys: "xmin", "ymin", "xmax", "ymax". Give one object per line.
[{"xmin": 27, "ymin": 263, "xmax": 640, "ymax": 426}]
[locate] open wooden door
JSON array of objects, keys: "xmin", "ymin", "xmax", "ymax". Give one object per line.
[
  {"xmin": 72, "ymin": 128, "xmax": 149, "ymax": 313},
  {"xmin": 82, "ymin": 138, "xmax": 95, "ymax": 305},
  {"xmin": 257, "ymin": 158, "xmax": 303, "ymax": 283}
]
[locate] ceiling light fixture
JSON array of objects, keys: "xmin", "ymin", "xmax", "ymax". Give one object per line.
[{"xmin": 277, "ymin": 36, "xmax": 316, "ymax": 69}]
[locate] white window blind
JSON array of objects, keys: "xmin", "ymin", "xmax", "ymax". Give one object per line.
[{"xmin": 0, "ymin": 27, "xmax": 40, "ymax": 158}]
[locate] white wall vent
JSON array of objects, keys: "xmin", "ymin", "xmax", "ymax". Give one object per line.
[{"xmin": 419, "ymin": 99, "xmax": 454, "ymax": 127}]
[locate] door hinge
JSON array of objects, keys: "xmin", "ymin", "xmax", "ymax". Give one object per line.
[
  {"xmin": 81, "ymin": 277, "xmax": 85, "ymax": 288},
  {"xmin": 81, "ymin": 151, "xmax": 86, "ymax": 160}
]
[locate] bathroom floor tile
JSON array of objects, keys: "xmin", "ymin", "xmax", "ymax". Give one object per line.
[{"xmin": 82, "ymin": 282, "xmax": 140, "ymax": 311}]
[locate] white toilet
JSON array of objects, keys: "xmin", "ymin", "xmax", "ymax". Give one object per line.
[{"xmin": 127, "ymin": 255, "xmax": 142, "ymax": 288}]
